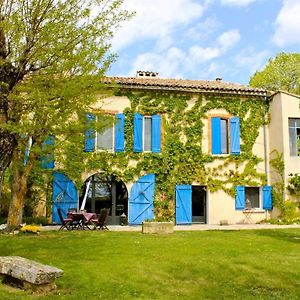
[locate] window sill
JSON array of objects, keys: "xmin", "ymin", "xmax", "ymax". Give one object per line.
[{"xmin": 243, "ymin": 209, "xmax": 265, "ymax": 213}]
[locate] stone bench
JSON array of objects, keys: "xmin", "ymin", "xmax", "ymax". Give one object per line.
[{"xmin": 0, "ymin": 256, "xmax": 63, "ymax": 293}]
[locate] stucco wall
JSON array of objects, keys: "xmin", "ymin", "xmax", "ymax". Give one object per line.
[{"xmin": 269, "ymin": 92, "xmax": 300, "ymax": 198}]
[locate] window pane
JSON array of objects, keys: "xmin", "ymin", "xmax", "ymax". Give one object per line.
[
  {"xmin": 245, "ymin": 187, "xmax": 259, "ymax": 208},
  {"xmin": 289, "ymin": 128, "xmax": 297, "ymax": 156},
  {"xmin": 144, "ymin": 117, "xmax": 152, "ymax": 151},
  {"xmin": 97, "ymin": 127, "xmax": 113, "ymax": 150},
  {"xmin": 220, "ymin": 119, "xmax": 228, "ymax": 154},
  {"xmin": 289, "ymin": 118, "xmax": 300, "ymax": 156}
]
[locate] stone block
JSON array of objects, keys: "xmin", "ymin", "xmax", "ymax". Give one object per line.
[{"xmin": 0, "ymin": 256, "xmax": 63, "ymax": 292}]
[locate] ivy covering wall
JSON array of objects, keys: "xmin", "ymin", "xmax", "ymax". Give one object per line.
[{"xmin": 57, "ymin": 90, "xmax": 269, "ymax": 206}]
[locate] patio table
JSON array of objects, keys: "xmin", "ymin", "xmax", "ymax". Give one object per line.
[{"xmin": 68, "ymin": 212, "xmax": 97, "ymax": 230}]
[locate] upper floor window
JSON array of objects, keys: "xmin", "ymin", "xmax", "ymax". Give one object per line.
[
  {"xmin": 96, "ymin": 125, "xmax": 114, "ymax": 151},
  {"xmin": 211, "ymin": 116, "xmax": 240, "ymax": 155},
  {"xmin": 289, "ymin": 118, "xmax": 300, "ymax": 156},
  {"xmin": 84, "ymin": 113, "xmax": 125, "ymax": 153},
  {"xmin": 133, "ymin": 113, "xmax": 161, "ymax": 153}
]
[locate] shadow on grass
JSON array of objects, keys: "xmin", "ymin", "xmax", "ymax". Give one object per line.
[{"xmin": 253, "ymin": 229, "xmax": 300, "ymax": 244}]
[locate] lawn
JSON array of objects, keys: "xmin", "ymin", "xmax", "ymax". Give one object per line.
[{"xmin": 0, "ymin": 229, "xmax": 300, "ymax": 300}]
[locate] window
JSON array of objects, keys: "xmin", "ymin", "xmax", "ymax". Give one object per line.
[
  {"xmin": 96, "ymin": 125, "xmax": 114, "ymax": 151},
  {"xmin": 84, "ymin": 113, "xmax": 125, "ymax": 153},
  {"xmin": 220, "ymin": 119, "xmax": 229, "ymax": 154},
  {"xmin": 245, "ymin": 187, "xmax": 259, "ymax": 208},
  {"xmin": 133, "ymin": 113, "xmax": 161, "ymax": 153},
  {"xmin": 235, "ymin": 186, "xmax": 272, "ymax": 210},
  {"xmin": 289, "ymin": 118, "xmax": 300, "ymax": 156},
  {"xmin": 211, "ymin": 116, "xmax": 240, "ymax": 155},
  {"xmin": 144, "ymin": 116, "xmax": 152, "ymax": 151}
]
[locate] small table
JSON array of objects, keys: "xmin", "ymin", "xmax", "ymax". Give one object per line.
[
  {"xmin": 68, "ymin": 212, "xmax": 97, "ymax": 230},
  {"xmin": 242, "ymin": 209, "xmax": 254, "ymax": 224}
]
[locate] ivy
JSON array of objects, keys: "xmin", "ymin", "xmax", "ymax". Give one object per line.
[{"xmin": 51, "ymin": 90, "xmax": 270, "ymax": 218}]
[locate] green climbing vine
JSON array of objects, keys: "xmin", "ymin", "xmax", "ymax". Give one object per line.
[{"xmin": 50, "ymin": 89, "xmax": 270, "ymax": 219}]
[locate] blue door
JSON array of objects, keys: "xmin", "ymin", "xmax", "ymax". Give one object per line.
[
  {"xmin": 52, "ymin": 172, "xmax": 78, "ymax": 224},
  {"xmin": 129, "ymin": 174, "xmax": 155, "ymax": 225},
  {"xmin": 176, "ymin": 185, "xmax": 192, "ymax": 224}
]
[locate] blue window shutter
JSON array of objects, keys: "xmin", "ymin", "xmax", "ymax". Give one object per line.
[
  {"xmin": 263, "ymin": 186, "xmax": 273, "ymax": 210},
  {"xmin": 84, "ymin": 113, "xmax": 95, "ymax": 152},
  {"xmin": 24, "ymin": 136, "xmax": 32, "ymax": 166},
  {"xmin": 176, "ymin": 185, "xmax": 192, "ymax": 224},
  {"xmin": 115, "ymin": 113, "xmax": 125, "ymax": 152},
  {"xmin": 230, "ymin": 117, "xmax": 241, "ymax": 155},
  {"xmin": 133, "ymin": 113, "xmax": 143, "ymax": 152},
  {"xmin": 151, "ymin": 114, "xmax": 161, "ymax": 153},
  {"xmin": 211, "ymin": 117, "xmax": 221, "ymax": 154},
  {"xmin": 235, "ymin": 186, "xmax": 245, "ymax": 210},
  {"xmin": 41, "ymin": 135, "xmax": 55, "ymax": 169}
]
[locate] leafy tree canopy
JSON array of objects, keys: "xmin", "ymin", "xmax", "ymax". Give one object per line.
[
  {"xmin": 0, "ymin": 0, "xmax": 133, "ymax": 227},
  {"xmin": 249, "ymin": 52, "xmax": 300, "ymax": 95}
]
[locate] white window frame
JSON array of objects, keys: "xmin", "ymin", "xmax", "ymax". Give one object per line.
[
  {"xmin": 143, "ymin": 116, "xmax": 152, "ymax": 152},
  {"xmin": 289, "ymin": 118, "xmax": 300, "ymax": 156}
]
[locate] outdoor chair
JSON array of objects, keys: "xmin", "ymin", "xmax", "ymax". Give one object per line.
[
  {"xmin": 57, "ymin": 208, "xmax": 73, "ymax": 230},
  {"xmin": 90, "ymin": 208, "xmax": 110, "ymax": 230}
]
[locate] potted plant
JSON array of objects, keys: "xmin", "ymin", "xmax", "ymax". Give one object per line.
[{"xmin": 142, "ymin": 193, "xmax": 174, "ymax": 234}]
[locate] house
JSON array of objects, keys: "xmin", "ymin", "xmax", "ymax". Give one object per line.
[{"xmin": 49, "ymin": 71, "xmax": 299, "ymax": 225}]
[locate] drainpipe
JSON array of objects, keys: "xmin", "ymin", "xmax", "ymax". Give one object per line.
[
  {"xmin": 263, "ymin": 96, "xmax": 270, "ymax": 219},
  {"xmin": 263, "ymin": 98, "xmax": 269, "ymax": 185}
]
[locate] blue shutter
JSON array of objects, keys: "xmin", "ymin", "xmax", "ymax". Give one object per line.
[
  {"xmin": 84, "ymin": 113, "xmax": 95, "ymax": 152},
  {"xmin": 230, "ymin": 117, "xmax": 240, "ymax": 155},
  {"xmin": 133, "ymin": 113, "xmax": 143, "ymax": 152},
  {"xmin": 129, "ymin": 174, "xmax": 155, "ymax": 225},
  {"xmin": 211, "ymin": 117, "xmax": 221, "ymax": 154},
  {"xmin": 24, "ymin": 137, "xmax": 32, "ymax": 166},
  {"xmin": 235, "ymin": 186, "xmax": 245, "ymax": 210},
  {"xmin": 52, "ymin": 172, "xmax": 78, "ymax": 224},
  {"xmin": 152, "ymin": 114, "xmax": 161, "ymax": 153},
  {"xmin": 263, "ymin": 186, "xmax": 272, "ymax": 210},
  {"xmin": 115, "ymin": 113, "xmax": 125, "ymax": 152},
  {"xmin": 41, "ymin": 135, "xmax": 55, "ymax": 169},
  {"xmin": 176, "ymin": 185, "xmax": 192, "ymax": 224}
]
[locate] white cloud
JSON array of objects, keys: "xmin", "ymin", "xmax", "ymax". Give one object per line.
[
  {"xmin": 273, "ymin": 0, "xmax": 300, "ymax": 46},
  {"xmin": 112, "ymin": 0, "xmax": 209, "ymax": 51},
  {"xmin": 217, "ymin": 29, "xmax": 240, "ymax": 51},
  {"xmin": 234, "ymin": 48, "xmax": 270, "ymax": 75},
  {"xmin": 220, "ymin": 0, "xmax": 258, "ymax": 6},
  {"xmin": 129, "ymin": 29, "xmax": 240, "ymax": 78}
]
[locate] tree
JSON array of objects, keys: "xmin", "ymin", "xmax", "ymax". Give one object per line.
[
  {"xmin": 249, "ymin": 52, "xmax": 300, "ymax": 95},
  {"xmin": 0, "ymin": 0, "xmax": 132, "ymax": 228}
]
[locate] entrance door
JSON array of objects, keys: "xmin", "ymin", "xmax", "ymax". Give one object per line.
[
  {"xmin": 129, "ymin": 174, "xmax": 155, "ymax": 225},
  {"xmin": 52, "ymin": 172, "xmax": 78, "ymax": 223},
  {"xmin": 192, "ymin": 186, "xmax": 206, "ymax": 223},
  {"xmin": 176, "ymin": 185, "xmax": 206, "ymax": 224},
  {"xmin": 79, "ymin": 174, "xmax": 128, "ymax": 225},
  {"xmin": 176, "ymin": 185, "xmax": 192, "ymax": 224}
]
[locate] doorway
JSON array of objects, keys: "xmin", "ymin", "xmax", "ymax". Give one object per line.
[
  {"xmin": 192, "ymin": 186, "xmax": 206, "ymax": 223},
  {"xmin": 79, "ymin": 173, "xmax": 128, "ymax": 225}
]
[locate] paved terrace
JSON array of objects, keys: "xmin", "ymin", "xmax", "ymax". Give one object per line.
[{"xmin": 42, "ymin": 224, "xmax": 300, "ymax": 231}]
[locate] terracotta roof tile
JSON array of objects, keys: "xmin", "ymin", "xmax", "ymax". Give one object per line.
[{"xmin": 103, "ymin": 76, "xmax": 268, "ymax": 97}]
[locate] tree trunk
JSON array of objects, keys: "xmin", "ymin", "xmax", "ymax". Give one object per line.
[{"xmin": 6, "ymin": 148, "xmax": 33, "ymax": 229}]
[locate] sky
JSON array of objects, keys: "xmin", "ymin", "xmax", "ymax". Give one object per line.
[{"xmin": 107, "ymin": 0, "xmax": 300, "ymax": 85}]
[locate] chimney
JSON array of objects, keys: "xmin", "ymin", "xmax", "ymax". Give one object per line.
[
  {"xmin": 136, "ymin": 71, "xmax": 159, "ymax": 78},
  {"xmin": 215, "ymin": 77, "xmax": 222, "ymax": 82}
]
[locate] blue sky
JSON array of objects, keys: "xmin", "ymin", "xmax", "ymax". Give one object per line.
[{"xmin": 107, "ymin": 0, "xmax": 300, "ymax": 85}]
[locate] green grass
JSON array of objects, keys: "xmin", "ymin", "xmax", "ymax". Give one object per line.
[{"xmin": 1, "ymin": 229, "xmax": 300, "ymax": 299}]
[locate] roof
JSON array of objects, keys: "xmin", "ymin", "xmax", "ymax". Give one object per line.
[
  {"xmin": 271, "ymin": 90, "xmax": 300, "ymax": 100},
  {"xmin": 103, "ymin": 76, "xmax": 269, "ymax": 97}
]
